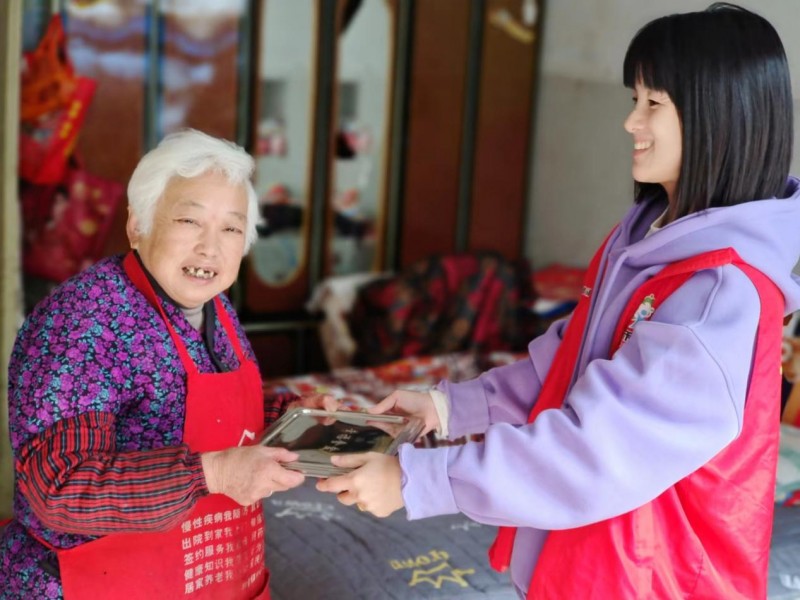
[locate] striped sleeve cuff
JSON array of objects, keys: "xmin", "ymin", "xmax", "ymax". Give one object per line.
[{"xmin": 17, "ymin": 411, "xmax": 209, "ymax": 535}]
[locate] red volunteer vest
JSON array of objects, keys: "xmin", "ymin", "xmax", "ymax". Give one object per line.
[
  {"xmin": 46, "ymin": 253, "xmax": 269, "ymax": 600},
  {"xmin": 490, "ymin": 242, "xmax": 783, "ymax": 599}
]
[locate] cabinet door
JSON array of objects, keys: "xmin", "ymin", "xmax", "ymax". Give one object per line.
[
  {"xmin": 63, "ymin": 0, "xmax": 149, "ymax": 256},
  {"xmin": 400, "ymin": 0, "xmax": 542, "ymax": 266},
  {"xmin": 62, "ymin": 0, "xmax": 252, "ymax": 258},
  {"xmin": 468, "ymin": 0, "xmax": 541, "ymax": 259},
  {"xmin": 399, "ymin": 0, "xmax": 471, "ymax": 267},
  {"xmin": 242, "ymin": 0, "xmax": 318, "ymax": 314},
  {"xmin": 159, "ymin": 2, "xmax": 246, "ymax": 141},
  {"xmin": 64, "ymin": 1, "xmax": 147, "ymax": 185},
  {"xmin": 324, "ymin": 0, "xmax": 395, "ymax": 277}
]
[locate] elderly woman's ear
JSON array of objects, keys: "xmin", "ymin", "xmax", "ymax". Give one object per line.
[{"xmin": 126, "ymin": 208, "xmax": 141, "ymax": 250}]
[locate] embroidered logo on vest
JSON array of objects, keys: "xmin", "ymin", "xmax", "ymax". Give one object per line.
[
  {"xmin": 238, "ymin": 429, "xmax": 256, "ymax": 447},
  {"xmin": 622, "ymin": 293, "xmax": 656, "ymax": 343}
]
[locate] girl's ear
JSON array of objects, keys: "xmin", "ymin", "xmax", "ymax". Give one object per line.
[{"xmin": 126, "ymin": 208, "xmax": 141, "ymax": 249}]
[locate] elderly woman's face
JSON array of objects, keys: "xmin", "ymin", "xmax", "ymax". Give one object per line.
[{"xmin": 127, "ymin": 171, "xmax": 248, "ymax": 308}]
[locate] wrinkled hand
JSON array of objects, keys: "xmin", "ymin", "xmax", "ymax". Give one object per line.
[
  {"xmin": 288, "ymin": 393, "xmax": 340, "ymax": 413},
  {"xmin": 315, "ymin": 453, "xmax": 403, "ymax": 517},
  {"xmin": 369, "ymin": 390, "xmax": 439, "ymax": 436},
  {"xmin": 202, "ymin": 446, "xmax": 305, "ymax": 506}
]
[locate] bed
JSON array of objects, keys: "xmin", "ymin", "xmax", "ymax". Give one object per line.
[
  {"xmin": 770, "ymin": 505, "xmax": 800, "ymax": 599},
  {"xmin": 263, "ymin": 481, "xmax": 517, "ymax": 599},
  {"xmin": 262, "ymin": 351, "xmax": 800, "ymax": 599}
]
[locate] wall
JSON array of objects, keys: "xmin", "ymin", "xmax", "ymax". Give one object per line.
[{"xmin": 526, "ymin": 0, "xmax": 800, "ymax": 268}]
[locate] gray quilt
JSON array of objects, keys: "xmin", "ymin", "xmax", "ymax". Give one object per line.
[
  {"xmin": 263, "ymin": 481, "xmax": 800, "ymax": 599},
  {"xmin": 262, "ymin": 480, "xmax": 517, "ymax": 599},
  {"xmin": 769, "ymin": 505, "xmax": 800, "ymax": 599}
]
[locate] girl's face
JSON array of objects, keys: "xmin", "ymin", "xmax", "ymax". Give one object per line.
[{"xmin": 624, "ymin": 82, "xmax": 682, "ymax": 203}]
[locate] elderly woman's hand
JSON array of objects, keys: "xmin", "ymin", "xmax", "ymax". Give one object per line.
[{"xmin": 201, "ymin": 446, "xmax": 305, "ymax": 506}]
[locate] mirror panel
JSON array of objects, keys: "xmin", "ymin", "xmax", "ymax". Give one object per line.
[
  {"xmin": 328, "ymin": 0, "xmax": 392, "ymax": 276},
  {"xmin": 249, "ymin": 0, "xmax": 315, "ymax": 287}
]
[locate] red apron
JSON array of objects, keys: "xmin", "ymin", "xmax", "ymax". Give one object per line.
[
  {"xmin": 490, "ymin": 243, "xmax": 783, "ymax": 599},
  {"xmin": 49, "ymin": 252, "xmax": 269, "ymax": 599}
]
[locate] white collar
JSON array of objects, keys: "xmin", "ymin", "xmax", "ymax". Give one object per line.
[{"xmin": 645, "ymin": 209, "xmax": 669, "ymax": 238}]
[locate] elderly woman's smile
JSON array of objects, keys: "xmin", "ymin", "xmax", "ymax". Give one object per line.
[
  {"xmin": 183, "ymin": 266, "xmax": 217, "ymax": 279},
  {"xmin": 127, "ymin": 170, "xmax": 249, "ymax": 309}
]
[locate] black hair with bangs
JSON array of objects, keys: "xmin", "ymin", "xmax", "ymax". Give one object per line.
[{"xmin": 622, "ymin": 3, "xmax": 793, "ymax": 217}]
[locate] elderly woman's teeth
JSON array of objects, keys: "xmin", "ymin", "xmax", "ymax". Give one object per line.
[{"xmin": 183, "ymin": 267, "xmax": 216, "ymax": 279}]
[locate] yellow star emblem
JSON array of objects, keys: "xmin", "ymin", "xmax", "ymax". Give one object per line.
[{"xmin": 408, "ymin": 562, "xmax": 475, "ymax": 589}]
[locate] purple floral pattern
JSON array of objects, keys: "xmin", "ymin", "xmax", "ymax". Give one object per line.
[{"xmin": 0, "ymin": 255, "xmax": 255, "ymax": 598}]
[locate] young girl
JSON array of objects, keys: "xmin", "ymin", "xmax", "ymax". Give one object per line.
[{"xmin": 318, "ymin": 4, "xmax": 800, "ymax": 598}]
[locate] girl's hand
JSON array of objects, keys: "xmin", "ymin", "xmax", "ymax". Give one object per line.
[
  {"xmin": 288, "ymin": 393, "xmax": 340, "ymax": 413},
  {"xmin": 368, "ymin": 390, "xmax": 440, "ymax": 435},
  {"xmin": 315, "ymin": 453, "xmax": 404, "ymax": 517},
  {"xmin": 202, "ymin": 446, "xmax": 305, "ymax": 505}
]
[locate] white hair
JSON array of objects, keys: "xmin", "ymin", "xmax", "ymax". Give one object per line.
[{"xmin": 127, "ymin": 128, "xmax": 259, "ymax": 252}]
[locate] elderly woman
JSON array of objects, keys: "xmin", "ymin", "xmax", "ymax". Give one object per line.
[{"xmin": 0, "ymin": 129, "xmax": 332, "ymax": 599}]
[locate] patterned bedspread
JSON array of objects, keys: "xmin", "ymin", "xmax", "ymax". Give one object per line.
[{"xmin": 264, "ymin": 351, "xmax": 523, "ymax": 406}]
